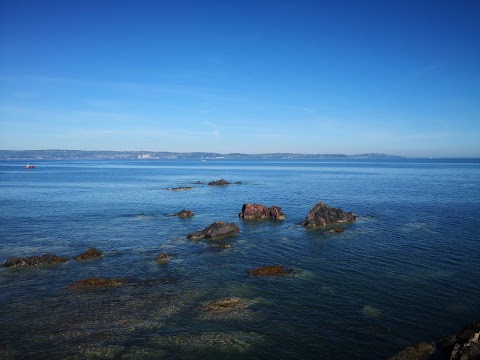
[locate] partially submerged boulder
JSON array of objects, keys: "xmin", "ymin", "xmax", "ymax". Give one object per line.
[
  {"xmin": 239, "ymin": 203, "xmax": 286, "ymax": 220},
  {"xmin": 156, "ymin": 253, "xmax": 169, "ymax": 263},
  {"xmin": 389, "ymin": 322, "xmax": 480, "ymax": 360},
  {"xmin": 177, "ymin": 210, "xmax": 194, "ymax": 218},
  {"xmin": 187, "ymin": 221, "xmax": 240, "ymax": 240},
  {"xmin": 68, "ymin": 277, "xmax": 127, "ymax": 289},
  {"xmin": 248, "ymin": 265, "xmax": 293, "ymax": 276},
  {"xmin": 168, "ymin": 186, "xmax": 193, "ymax": 191},
  {"xmin": 302, "ymin": 202, "xmax": 357, "ymax": 228},
  {"xmin": 75, "ymin": 247, "xmax": 102, "ymax": 261},
  {"xmin": 68, "ymin": 277, "xmax": 176, "ymax": 289},
  {"xmin": 208, "ymin": 179, "xmax": 230, "ymax": 186},
  {"xmin": 3, "ymin": 254, "xmax": 69, "ymax": 268}
]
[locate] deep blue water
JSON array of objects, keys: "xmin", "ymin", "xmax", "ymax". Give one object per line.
[{"xmin": 1, "ymin": 159, "xmax": 479, "ymax": 359}]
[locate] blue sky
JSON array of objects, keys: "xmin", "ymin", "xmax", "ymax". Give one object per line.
[{"xmin": 0, "ymin": 0, "xmax": 479, "ymax": 157}]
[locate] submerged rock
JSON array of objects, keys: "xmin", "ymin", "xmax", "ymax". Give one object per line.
[
  {"xmin": 390, "ymin": 322, "xmax": 480, "ymax": 360},
  {"xmin": 177, "ymin": 210, "xmax": 194, "ymax": 218},
  {"xmin": 202, "ymin": 298, "xmax": 247, "ymax": 313},
  {"xmin": 156, "ymin": 253, "xmax": 169, "ymax": 263},
  {"xmin": 167, "ymin": 186, "xmax": 193, "ymax": 191},
  {"xmin": 239, "ymin": 203, "xmax": 286, "ymax": 220},
  {"xmin": 68, "ymin": 277, "xmax": 127, "ymax": 289},
  {"xmin": 3, "ymin": 254, "xmax": 69, "ymax": 268},
  {"xmin": 208, "ymin": 179, "xmax": 230, "ymax": 186},
  {"xmin": 187, "ymin": 221, "xmax": 240, "ymax": 240},
  {"xmin": 248, "ymin": 265, "xmax": 293, "ymax": 276},
  {"xmin": 68, "ymin": 277, "xmax": 176, "ymax": 289},
  {"xmin": 302, "ymin": 202, "xmax": 357, "ymax": 228},
  {"xmin": 75, "ymin": 247, "xmax": 102, "ymax": 261},
  {"xmin": 327, "ymin": 228, "xmax": 345, "ymax": 233}
]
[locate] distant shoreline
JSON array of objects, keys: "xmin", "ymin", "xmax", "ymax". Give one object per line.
[{"xmin": 0, "ymin": 150, "xmax": 407, "ymax": 160}]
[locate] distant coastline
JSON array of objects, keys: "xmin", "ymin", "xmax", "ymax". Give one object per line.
[{"xmin": 0, "ymin": 150, "xmax": 405, "ymax": 161}]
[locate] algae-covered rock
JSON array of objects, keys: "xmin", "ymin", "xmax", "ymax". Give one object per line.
[
  {"xmin": 75, "ymin": 247, "xmax": 102, "ymax": 261},
  {"xmin": 3, "ymin": 254, "xmax": 69, "ymax": 268},
  {"xmin": 239, "ymin": 203, "xmax": 286, "ymax": 220},
  {"xmin": 302, "ymin": 202, "xmax": 357, "ymax": 228},
  {"xmin": 248, "ymin": 265, "xmax": 293, "ymax": 276},
  {"xmin": 187, "ymin": 221, "xmax": 240, "ymax": 240}
]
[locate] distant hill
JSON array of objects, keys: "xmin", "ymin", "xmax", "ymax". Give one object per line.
[{"xmin": 0, "ymin": 150, "xmax": 405, "ymax": 160}]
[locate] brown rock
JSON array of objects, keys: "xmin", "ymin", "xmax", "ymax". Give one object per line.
[
  {"xmin": 248, "ymin": 265, "xmax": 293, "ymax": 276},
  {"xmin": 239, "ymin": 203, "xmax": 286, "ymax": 220},
  {"xmin": 202, "ymin": 298, "xmax": 247, "ymax": 313},
  {"xmin": 3, "ymin": 254, "xmax": 69, "ymax": 268},
  {"xmin": 75, "ymin": 247, "xmax": 102, "ymax": 261},
  {"xmin": 177, "ymin": 210, "xmax": 194, "ymax": 218},
  {"xmin": 187, "ymin": 221, "xmax": 240, "ymax": 240},
  {"xmin": 302, "ymin": 202, "xmax": 357, "ymax": 228},
  {"xmin": 167, "ymin": 186, "xmax": 193, "ymax": 191},
  {"xmin": 68, "ymin": 277, "xmax": 127, "ymax": 289},
  {"xmin": 156, "ymin": 253, "xmax": 169, "ymax": 263}
]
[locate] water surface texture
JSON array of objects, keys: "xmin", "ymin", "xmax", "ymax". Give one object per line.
[{"xmin": 1, "ymin": 159, "xmax": 479, "ymax": 359}]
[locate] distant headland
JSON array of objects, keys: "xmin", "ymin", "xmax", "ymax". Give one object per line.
[{"xmin": 0, "ymin": 150, "xmax": 404, "ymax": 160}]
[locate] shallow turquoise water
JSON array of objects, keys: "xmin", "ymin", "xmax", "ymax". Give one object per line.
[{"xmin": 0, "ymin": 159, "xmax": 479, "ymax": 359}]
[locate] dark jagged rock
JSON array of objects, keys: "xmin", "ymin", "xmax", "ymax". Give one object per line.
[
  {"xmin": 389, "ymin": 322, "xmax": 480, "ymax": 360},
  {"xmin": 248, "ymin": 265, "xmax": 293, "ymax": 276},
  {"xmin": 239, "ymin": 203, "xmax": 286, "ymax": 220},
  {"xmin": 208, "ymin": 179, "xmax": 230, "ymax": 186},
  {"xmin": 177, "ymin": 210, "xmax": 194, "ymax": 218},
  {"xmin": 156, "ymin": 253, "xmax": 169, "ymax": 263},
  {"xmin": 187, "ymin": 221, "xmax": 240, "ymax": 240},
  {"xmin": 167, "ymin": 186, "xmax": 193, "ymax": 191},
  {"xmin": 302, "ymin": 202, "xmax": 357, "ymax": 228},
  {"xmin": 75, "ymin": 247, "xmax": 102, "ymax": 261},
  {"xmin": 3, "ymin": 254, "xmax": 69, "ymax": 268}
]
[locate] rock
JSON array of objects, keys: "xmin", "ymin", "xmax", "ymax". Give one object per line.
[
  {"xmin": 302, "ymin": 202, "xmax": 357, "ymax": 228},
  {"xmin": 248, "ymin": 265, "xmax": 293, "ymax": 276},
  {"xmin": 75, "ymin": 247, "xmax": 102, "ymax": 261},
  {"xmin": 327, "ymin": 228, "xmax": 345, "ymax": 233},
  {"xmin": 239, "ymin": 203, "xmax": 286, "ymax": 220},
  {"xmin": 167, "ymin": 186, "xmax": 193, "ymax": 191},
  {"xmin": 208, "ymin": 179, "xmax": 230, "ymax": 186},
  {"xmin": 235, "ymin": 182, "xmax": 242, "ymax": 185},
  {"xmin": 68, "ymin": 277, "xmax": 177, "ymax": 289},
  {"xmin": 3, "ymin": 254, "xmax": 69, "ymax": 268},
  {"xmin": 187, "ymin": 221, "xmax": 240, "ymax": 240},
  {"xmin": 389, "ymin": 322, "xmax": 480, "ymax": 360},
  {"xmin": 202, "ymin": 298, "xmax": 247, "ymax": 313},
  {"xmin": 177, "ymin": 210, "xmax": 194, "ymax": 218},
  {"xmin": 156, "ymin": 253, "xmax": 169, "ymax": 263},
  {"xmin": 68, "ymin": 277, "xmax": 127, "ymax": 289}
]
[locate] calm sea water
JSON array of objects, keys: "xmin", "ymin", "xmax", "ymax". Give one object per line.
[{"xmin": 1, "ymin": 159, "xmax": 479, "ymax": 359}]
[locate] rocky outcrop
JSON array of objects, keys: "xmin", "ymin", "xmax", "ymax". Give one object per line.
[
  {"xmin": 248, "ymin": 265, "xmax": 293, "ymax": 276},
  {"xmin": 187, "ymin": 221, "xmax": 240, "ymax": 240},
  {"xmin": 3, "ymin": 254, "xmax": 69, "ymax": 268},
  {"xmin": 75, "ymin": 247, "xmax": 102, "ymax": 261},
  {"xmin": 239, "ymin": 203, "xmax": 286, "ymax": 220},
  {"xmin": 168, "ymin": 186, "xmax": 193, "ymax": 191},
  {"xmin": 390, "ymin": 322, "xmax": 480, "ymax": 360},
  {"xmin": 208, "ymin": 179, "xmax": 230, "ymax": 186},
  {"xmin": 302, "ymin": 202, "xmax": 357, "ymax": 228},
  {"xmin": 177, "ymin": 210, "xmax": 194, "ymax": 218}
]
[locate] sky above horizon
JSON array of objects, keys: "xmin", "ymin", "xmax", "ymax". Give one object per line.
[{"xmin": 1, "ymin": 0, "xmax": 479, "ymax": 157}]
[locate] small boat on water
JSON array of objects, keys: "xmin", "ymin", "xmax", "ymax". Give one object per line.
[{"xmin": 25, "ymin": 163, "xmax": 35, "ymax": 169}]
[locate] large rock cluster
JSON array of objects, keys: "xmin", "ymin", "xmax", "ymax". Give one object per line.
[
  {"xmin": 390, "ymin": 322, "xmax": 480, "ymax": 360},
  {"xmin": 239, "ymin": 203, "xmax": 286, "ymax": 220},
  {"xmin": 3, "ymin": 254, "xmax": 69, "ymax": 268},
  {"xmin": 302, "ymin": 202, "xmax": 357, "ymax": 228}
]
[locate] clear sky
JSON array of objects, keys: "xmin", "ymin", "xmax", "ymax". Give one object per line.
[{"xmin": 1, "ymin": 0, "xmax": 479, "ymax": 157}]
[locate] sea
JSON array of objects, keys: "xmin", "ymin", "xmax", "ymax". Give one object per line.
[{"xmin": 0, "ymin": 158, "xmax": 479, "ymax": 359}]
